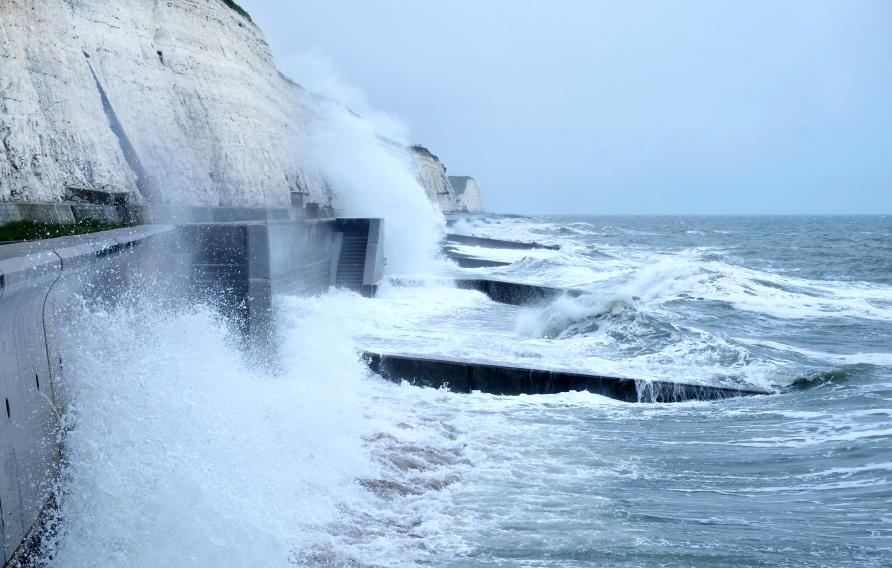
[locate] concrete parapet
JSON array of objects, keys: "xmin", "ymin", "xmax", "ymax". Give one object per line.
[
  {"xmin": 0, "ymin": 203, "xmax": 312, "ymax": 236},
  {"xmin": 0, "ymin": 246, "xmax": 61, "ymax": 562},
  {"xmin": 0, "ymin": 205, "xmax": 22, "ymax": 226}
]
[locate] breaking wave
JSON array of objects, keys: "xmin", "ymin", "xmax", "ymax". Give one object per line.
[{"xmin": 43, "ymin": 296, "xmax": 474, "ymax": 567}]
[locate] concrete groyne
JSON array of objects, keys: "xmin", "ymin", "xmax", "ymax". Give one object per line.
[
  {"xmin": 362, "ymin": 352, "xmax": 771, "ymax": 402},
  {"xmin": 444, "ymin": 233, "xmax": 560, "ymax": 251},
  {"xmin": 444, "ymin": 252, "xmax": 511, "ymax": 268},
  {"xmin": 454, "ymin": 278, "xmax": 582, "ymax": 306}
]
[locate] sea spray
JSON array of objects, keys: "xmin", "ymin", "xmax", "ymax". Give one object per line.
[
  {"xmin": 307, "ymin": 99, "xmax": 444, "ymax": 276},
  {"xmin": 34, "ymin": 215, "xmax": 892, "ymax": 567},
  {"xmin": 291, "ymin": 52, "xmax": 446, "ymax": 276},
  {"xmin": 44, "ymin": 300, "xmax": 368, "ymax": 566},
  {"xmin": 42, "ymin": 292, "xmax": 474, "ymax": 567},
  {"xmin": 514, "ymin": 293, "xmax": 636, "ymax": 340}
]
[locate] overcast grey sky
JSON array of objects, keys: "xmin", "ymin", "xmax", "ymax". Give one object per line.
[{"xmin": 240, "ymin": 1, "xmax": 892, "ymax": 214}]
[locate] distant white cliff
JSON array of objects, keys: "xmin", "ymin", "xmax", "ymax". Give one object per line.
[
  {"xmin": 0, "ymin": 0, "xmax": 479, "ymax": 214},
  {"xmin": 410, "ymin": 145, "xmax": 460, "ymax": 213},
  {"xmin": 447, "ymin": 176, "xmax": 484, "ymax": 213}
]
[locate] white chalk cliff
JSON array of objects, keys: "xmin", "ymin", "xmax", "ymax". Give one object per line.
[
  {"xmin": 447, "ymin": 176, "xmax": 484, "ymax": 212},
  {"xmin": 0, "ymin": 0, "xmax": 478, "ymax": 213},
  {"xmin": 411, "ymin": 145, "xmax": 460, "ymax": 213},
  {"xmin": 0, "ymin": 0, "xmax": 339, "ymax": 206}
]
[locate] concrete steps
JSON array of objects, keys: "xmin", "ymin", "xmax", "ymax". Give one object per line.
[
  {"xmin": 332, "ymin": 218, "xmax": 384, "ymax": 297},
  {"xmin": 335, "ymin": 235, "xmax": 368, "ymax": 288}
]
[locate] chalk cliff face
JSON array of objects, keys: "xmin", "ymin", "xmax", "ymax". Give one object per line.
[
  {"xmin": 0, "ymin": 0, "xmax": 479, "ymax": 215},
  {"xmin": 447, "ymin": 176, "xmax": 484, "ymax": 213},
  {"xmin": 410, "ymin": 145, "xmax": 459, "ymax": 213},
  {"xmin": 0, "ymin": 0, "xmax": 328, "ymax": 207}
]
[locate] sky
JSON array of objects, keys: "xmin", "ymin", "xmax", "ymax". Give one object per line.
[{"xmin": 240, "ymin": 1, "xmax": 892, "ymax": 214}]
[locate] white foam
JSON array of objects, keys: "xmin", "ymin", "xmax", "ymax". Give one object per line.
[
  {"xmin": 45, "ymin": 297, "xmax": 477, "ymax": 567},
  {"xmin": 736, "ymin": 338, "xmax": 892, "ymax": 366}
]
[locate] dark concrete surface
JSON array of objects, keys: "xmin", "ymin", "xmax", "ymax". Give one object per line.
[
  {"xmin": 363, "ymin": 352, "xmax": 771, "ymax": 403},
  {"xmin": 444, "ymin": 233, "xmax": 560, "ymax": 250}
]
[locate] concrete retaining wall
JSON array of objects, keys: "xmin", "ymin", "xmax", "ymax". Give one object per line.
[
  {"xmin": 1, "ymin": 217, "xmax": 383, "ymax": 565},
  {"xmin": 0, "ymin": 225, "xmax": 176, "ymax": 563},
  {"xmin": 0, "ymin": 202, "xmax": 334, "ymax": 231},
  {"xmin": 180, "ymin": 218, "xmax": 383, "ymax": 339}
]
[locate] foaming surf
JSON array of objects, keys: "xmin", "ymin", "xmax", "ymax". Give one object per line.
[
  {"xmin": 42, "ymin": 295, "xmax": 477, "ymax": 567},
  {"xmin": 40, "ymin": 214, "xmax": 892, "ymax": 567}
]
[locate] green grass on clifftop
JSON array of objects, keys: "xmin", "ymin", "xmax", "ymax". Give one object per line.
[{"xmin": 0, "ymin": 220, "xmax": 126, "ymax": 243}]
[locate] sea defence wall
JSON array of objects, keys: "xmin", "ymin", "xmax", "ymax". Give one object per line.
[
  {"xmin": 0, "ymin": 225, "xmax": 175, "ymax": 563},
  {"xmin": 454, "ymin": 279, "xmax": 582, "ymax": 306},
  {"xmin": 181, "ymin": 217, "xmax": 382, "ymax": 338},
  {"xmin": 362, "ymin": 352, "xmax": 770, "ymax": 402},
  {"xmin": 0, "ymin": 216, "xmax": 382, "ymax": 566},
  {"xmin": 0, "ymin": 198, "xmax": 338, "ymax": 234}
]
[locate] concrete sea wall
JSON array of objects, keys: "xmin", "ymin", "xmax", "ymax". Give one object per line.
[
  {"xmin": 363, "ymin": 352, "xmax": 770, "ymax": 402},
  {"xmin": 0, "ymin": 225, "xmax": 175, "ymax": 562},
  {"xmin": 0, "ymin": 216, "xmax": 382, "ymax": 565}
]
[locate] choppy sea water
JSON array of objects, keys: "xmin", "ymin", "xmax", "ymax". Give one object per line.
[{"xmin": 45, "ymin": 215, "xmax": 891, "ymax": 567}]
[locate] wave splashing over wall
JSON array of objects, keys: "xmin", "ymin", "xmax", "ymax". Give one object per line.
[{"xmin": 41, "ymin": 296, "xmax": 471, "ymax": 567}]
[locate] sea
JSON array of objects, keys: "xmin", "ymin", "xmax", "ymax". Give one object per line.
[{"xmin": 43, "ymin": 215, "xmax": 891, "ymax": 567}]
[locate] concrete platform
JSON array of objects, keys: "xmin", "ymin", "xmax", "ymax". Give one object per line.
[
  {"xmin": 454, "ymin": 278, "xmax": 582, "ymax": 306},
  {"xmin": 444, "ymin": 233, "xmax": 560, "ymax": 250},
  {"xmin": 362, "ymin": 352, "xmax": 771, "ymax": 403},
  {"xmin": 443, "ymin": 251, "xmax": 512, "ymax": 268}
]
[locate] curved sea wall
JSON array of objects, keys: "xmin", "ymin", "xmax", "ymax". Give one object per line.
[
  {"xmin": 0, "ymin": 215, "xmax": 383, "ymax": 565},
  {"xmin": 0, "ymin": 226, "xmax": 175, "ymax": 562}
]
